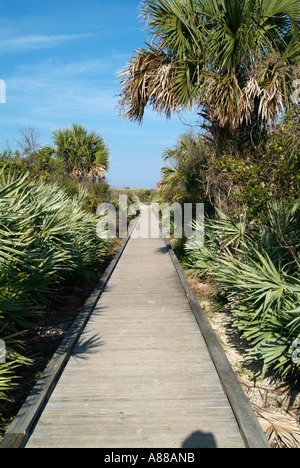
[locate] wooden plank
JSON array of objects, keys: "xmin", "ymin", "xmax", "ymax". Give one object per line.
[
  {"xmin": 24, "ymin": 206, "xmax": 246, "ymax": 449},
  {"xmin": 0, "ymin": 216, "xmax": 140, "ymax": 449},
  {"xmin": 161, "ymin": 228, "xmax": 270, "ymax": 449}
]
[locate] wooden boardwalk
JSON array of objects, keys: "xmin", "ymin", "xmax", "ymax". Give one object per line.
[{"xmin": 11, "ymin": 206, "xmax": 267, "ymax": 448}]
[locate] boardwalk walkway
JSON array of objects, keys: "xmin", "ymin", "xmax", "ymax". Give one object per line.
[{"xmin": 11, "ymin": 206, "xmax": 267, "ymax": 448}]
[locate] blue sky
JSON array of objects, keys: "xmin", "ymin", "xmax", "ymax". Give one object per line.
[{"xmin": 0, "ymin": 0, "xmax": 197, "ymax": 188}]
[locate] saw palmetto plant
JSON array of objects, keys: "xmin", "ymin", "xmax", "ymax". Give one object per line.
[
  {"xmin": 185, "ymin": 216, "xmax": 219, "ymax": 278},
  {"xmin": 0, "ymin": 361, "xmax": 19, "ymax": 435},
  {"xmin": 185, "ymin": 201, "xmax": 300, "ymax": 379},
  {"xmin": 0, "ymin": 172, "xmax": 110, "ymax": 432},
  {"xmin": 217, "ymin": 243, "xmax": 300, "ymax": 378},
  {"xmin": 0, "ymin": 171, "xmax": 109, "ymax": 327}
]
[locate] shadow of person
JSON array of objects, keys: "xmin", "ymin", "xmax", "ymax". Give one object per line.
[{"xmin": 182, "ymin": 431, "xmax": 217, "ymax": 448}]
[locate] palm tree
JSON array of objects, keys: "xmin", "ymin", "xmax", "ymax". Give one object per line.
[
  {"xmin": 119, "ymin": 0, "xmax": 300, "ymax": 150},
  {"xmin": 160, "ymin": 133, "xmax": 210, "ymax": 203},
  {"xmin": 50, "ymin": 124, "xmax": 110, "ymax": 181}
]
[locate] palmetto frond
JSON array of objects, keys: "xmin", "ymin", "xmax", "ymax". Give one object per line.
[
  {"xmin": 119, "ymin": 45, "xmax": 182, "ymax": 122},
  {"xmin": 183, "ymin": 200, "xmax": 300, "ymax": 378},
  {"xmin": 0, "ymin": 171, "xmax": 110, "ymax": 328}
]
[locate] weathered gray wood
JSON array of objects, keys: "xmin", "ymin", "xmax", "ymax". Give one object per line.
[
  {"xmin": 161, "ymin": 230, "xmax": 270, "ymax": 449},
  {"xmin": 0, "ymin": 217, "xmax": 140, "ymax": 449},
  {"xmin": 1, "ymin": 205, "xmax": 269, "ymax": 449},
  {"xmin": 0, "ymin": 433, "xmax": 27, "ymax": 449}
]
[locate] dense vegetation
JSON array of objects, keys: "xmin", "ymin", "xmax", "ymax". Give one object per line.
[
  {"xmin": 0, "ymin": 124, "xmax": 111, "ymax": 211},
  {"xmin": 0, "ymin": 124, "xmax": 112, "ymax": 437},
  {"xmin": 158, "ymin": 117, "xmax": 300, "ymax": 381}
]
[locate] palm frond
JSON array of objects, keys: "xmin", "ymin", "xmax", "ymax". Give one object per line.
[{"xmin": 118, "ymin": 45, "xmax": 182, "ymax": 122}]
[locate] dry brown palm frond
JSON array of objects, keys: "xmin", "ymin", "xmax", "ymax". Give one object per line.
[
  {"xmin": 200, "ymin": 62, "xmax": 293, "ymax": 133},
  {"xmin": 244, "ymin": 76, "xmax": 284, "ymax": 129},
  {"xmin": 200, "ymin": 73, "xmax": 246, "ymax": 131},
  {"xmin": 256, "ymin": 408, "xmax": 300, "ymax": 448},
  {"xmin": 70, "ymin": 169, "xmax": 83, "ymax": 178},
  {"xmin": 244, "ymin": 54, "xmax": 300, "ymax": 129},
  {"xmin": 87, "ymin": 166, "xmax": 106, "ymax": 181},
  {"xmin": 258, "ymin": 83, "xmax": 284, "ymax": 128},
  {"xmin": 93, "ymin": 165, "xmax": 106, "ymax": 179},
  {"xmin": 70, "ymin": 166, "xmax": 106, "ymax": 182},
  {"xmin": 118, "ymin": 46, "xmax": 182, "ymax": 122}
]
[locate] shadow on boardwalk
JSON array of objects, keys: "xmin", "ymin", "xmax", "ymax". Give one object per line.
[{"xmin": 182, "ymin": 431, "xmax": 217, "ymax": 448}]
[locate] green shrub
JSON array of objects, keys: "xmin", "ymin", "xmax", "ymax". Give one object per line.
[
  {"xmin": 216, "ymin": 248, "xmax": 300, "ymax": 379},
  {"xmin": 185, "ymin": 202, "xmax": 300, "ymax": 380},
  {"xmin": 0, "ymin": 172, "xmax": 109, "ymax": 325},
  {"xmin": 210, "ymin": 117, "xmax": 300, "ymax": 219},
  {"xmin": 0, "ymin": 172, "xmax": 110, "ymax": 433}
]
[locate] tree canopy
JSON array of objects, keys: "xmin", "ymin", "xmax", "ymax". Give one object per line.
[
  {"xmin": 50, "ymin": 124, "xmax": 110, "ymax": 181},
  {"xmin": 119, "ymin": 0, "xmax": 300, "ymax": 147}
]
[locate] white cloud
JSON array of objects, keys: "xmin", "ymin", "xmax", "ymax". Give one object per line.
[{"xmin": 0, "ymin": 32, "xmax": 97, "ymax": 53}]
